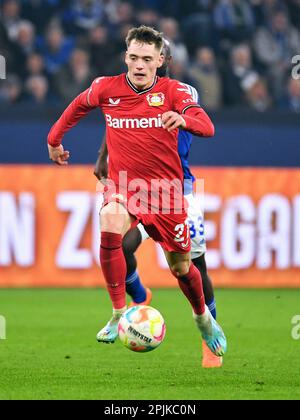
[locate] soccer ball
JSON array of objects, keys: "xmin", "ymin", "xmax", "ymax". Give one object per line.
[{"xmin": 118, "ymin": 305, "xmax": 166, "ymax": 352}]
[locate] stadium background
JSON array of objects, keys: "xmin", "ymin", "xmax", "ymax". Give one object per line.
[{"xmin": 0, "ymin": 0, "xmax": 300, "ymax": 289}]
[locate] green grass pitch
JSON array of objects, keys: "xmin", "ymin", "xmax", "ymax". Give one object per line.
[{"xmin": 0, "ymin": 288, "xmax": 300, "ymax": 400}]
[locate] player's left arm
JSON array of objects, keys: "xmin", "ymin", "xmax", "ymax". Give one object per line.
[
  {"xmin": 162, "ymin": 107, "xmax": 214, "ymax": 137},
  {"xmin": 181, "ymin": 106, "xmax": 215, "ymax": 137},
  {"xmin": 164, "ymin": 81, "xmax": 214, "ymax": 137}
]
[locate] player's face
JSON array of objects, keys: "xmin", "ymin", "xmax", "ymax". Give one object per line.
[{"xmin": 125, "ymin": 40, "xmax": 164, "ymax": 90}]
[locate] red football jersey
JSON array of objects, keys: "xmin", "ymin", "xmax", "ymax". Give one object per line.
[
  {"xmin": 89, "ymin": 74, "xmax": 200, "ymax": 212},
  {"xmin": 48, "ymin": 73, "xmax": 214, "ymax": 214}
]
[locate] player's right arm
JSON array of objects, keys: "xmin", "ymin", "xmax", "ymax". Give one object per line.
[
  {"xmin": 47, "ymin": 77, "xmax": 104, "ymax": 165},
  {"xmin": 94, "ymin": 133, "xmax": 108, "ymax": 182}
]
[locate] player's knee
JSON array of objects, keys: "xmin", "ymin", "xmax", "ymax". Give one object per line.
[
  {"xmin": 100, "ymin": 214, "xmax": 123, "ymax": 234},
  {"xmin": 170, "ymin": 261, "xmax": 190, "ymax": 278},
  {"xmin": 100, "ymin": 203, "xmax": 128, "ymax": 234}
]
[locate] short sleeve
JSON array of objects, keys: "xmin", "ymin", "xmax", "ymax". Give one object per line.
[
  {"xmin": 86, "ymin": 76, "xmax": 106, "ymax": 108},
  {"xmin": 170, "ymin": 80, "xmax": 201, "ymax": 114}
]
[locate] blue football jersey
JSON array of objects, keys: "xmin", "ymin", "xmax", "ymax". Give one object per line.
[{"xmin": 177, "ymin": 83, "xmax": 199, "ymax": 195}]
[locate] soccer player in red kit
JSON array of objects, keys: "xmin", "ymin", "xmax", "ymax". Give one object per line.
[{"xmin": 47, "ymin": 26, "xmax": 227, "ymax": 357}]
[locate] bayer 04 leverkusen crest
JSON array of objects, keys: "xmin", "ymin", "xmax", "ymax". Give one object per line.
[{"xmin": 146, "ymin": 92, "xmax": 165, "ymax": 107}]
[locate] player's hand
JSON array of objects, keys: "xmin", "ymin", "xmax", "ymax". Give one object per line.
[
  {"xmin": 48, "ymin": 144, "xmax": 70, "ymax": 165},
  {"xmin": 162, "ymin": 111, "xmax": 186, "ymax": 132},
  {"xmin": 94, "ymin": 155, "xmax": 108, "ymax": 183}
]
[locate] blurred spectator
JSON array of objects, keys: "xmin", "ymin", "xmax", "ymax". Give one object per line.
[
  {"xmin": 114, "ymin": 1, "xmax": 134, "ymax": 25},
  {"xmin": 112, "ymin": 22, "xmax": 135, "ymax": 57},
  {"xmin": 62, "ymin": 0, "xmax": 104, "ymax": 35},
  {"xmin": 0, "ymin": 19, "xmax": 8, "ymax": 47},
  {"xmin": 180, "ymin": 0, "xmax": 217, "ymax": 54},
  {"xmin": 54, "ymin": 48, "xmax": 95, "ymax": 103},
  {"xmin": 22, "ymin": 0, "xmax": 64, "ymax": 35},
  {"xmin": 25, "ymin": 53, "xmax": 46, "ymax": 77},
  {"xmin": 253, "ymin": 9, "xmax": 300, "ymax": 99},
  {"xmin": 1, "ymin": 0, "xmax": 299, "ymax": 112},
  {"xmin": 0, "ymin": 19, "xmax": 17, "ymax": 73},
  {"xmin": 106, "ymin": 2, "xmax": 135, "ymax": 52},
  {"xmin": 286, "ymin": 0, "xmax": 300, "ymax": 30},
  {"xmin": 37, "ymin": 25, "xmax": 75, "ymax": 75},
  {"xmin": 188, "ymin": 46, "xmax": 222, "ymax": 110},
  {"xmin": 222, "ymin": 43, "xmax": 257, "ymax": 106},
  {"xmin": 136, "ymin": 8, "xmax": 160, "ymax": 27},
  {"xmin": 178, "ymin": 0, "xmax": 216, "ymax": 18},
  {"xmin": 241, "ymin": 72, "xmax": 272, "ymax": 111},
  {"xmin": 88, "ymin": 25, "xmax": 123, "ymax": 75},
  {"xmin": 1, "ymin": 0, "xmax": 22, "ymax": 41},
  {"xmin": 25, "ymin": 74, "xmax": 53, "ymax": 104},
  {"xmin": 214, "ymin": 0, "xmax": 255, "ymax": 47},
  {"xmin": 101, "ymin": 0, "xmax": 120, "ymax": 24},
  {"xmin": 251, "ymin": 0, "xmax": 286, "ymax": 26},
  {"xmin": 159, "ymin": 18, "xmax": 189, "ymax": 64},
  {"xmin": 181, "ymin": 12, "xmax": 215, "ymax": 55},
  {"xmin": 15, "ymin": 20, "xmax": 35, "ymax": 52},
  {"xmin": 126, "ymin": 0, "xmax": 162, "ymax": 14},
  {"xmin": 169, "ymin": 59, "xmax": 197, "ymax": 88},
  {"xmin": 279, "ymin": 78, "xmax": 300, "ymax": 112},
  {"xmin": 0, "ymin": 73, "xmax": 22, "ymax": 103},
  {"xmin": 22, "ymin": 52, "xmax": 50, "ymax": 85},
  {"xmin": 11, "ymin": 20, "xmax": 36, "ymax": 72}
]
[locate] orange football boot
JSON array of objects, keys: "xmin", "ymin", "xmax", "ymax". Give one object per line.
[
  {"xmin": 202, "ymin": 340, "xmax": 223, "ymax": 368},
  {"xmin": 129, "ymin": 288, "xmax": 152, "ymax": 307}
]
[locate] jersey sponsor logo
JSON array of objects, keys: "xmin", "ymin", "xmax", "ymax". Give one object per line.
[
  {"xmin": 146, "ymin": 92, "xmax": 165, "ymax": 107},
  {"xmin": 105, "ymin": 114, "xmax": 162, "ymax": 129},
  {"xmin": 109, "ymin": 98, "xmax": 121, "ymax": 106}
]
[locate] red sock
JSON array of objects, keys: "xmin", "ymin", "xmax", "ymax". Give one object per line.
[
  {"xmin": 175, "ymin": 264, "xmax": 205, "ymax": 315},
  {"xmin": 100, "ymin": 232, "xmax": 126, "ymax": 310}
]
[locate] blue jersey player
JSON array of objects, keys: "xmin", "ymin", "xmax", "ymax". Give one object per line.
[{"xmin": 94, "ymin": 39, "xmax": 222, "ymax": 368}]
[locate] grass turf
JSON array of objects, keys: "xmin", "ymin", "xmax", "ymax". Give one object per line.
[{"xmin": 0, "ymin": 288, "xmax": 300, "ymax": 400}]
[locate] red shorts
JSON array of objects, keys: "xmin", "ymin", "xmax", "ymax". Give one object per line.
[
  {"xmin": 101, "ymin": 184, "xmax": 191, "ymax": 254},
  {"xmin": 141, "ymin": 212, "xmax": 191, "ymax": 253}
]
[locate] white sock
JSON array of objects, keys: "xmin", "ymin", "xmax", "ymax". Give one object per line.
[
  {"xmin": 193, "ymin": 306, "xmax": 212, "ymax": 335},
  {"xmin": 112, "ymin": 306, "xmax": 127, "ymax": 319}
]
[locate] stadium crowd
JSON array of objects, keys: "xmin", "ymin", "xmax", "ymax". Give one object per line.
[{"xmin": 0, "ymin": 0, "xmax": 300, "ymax": 112}]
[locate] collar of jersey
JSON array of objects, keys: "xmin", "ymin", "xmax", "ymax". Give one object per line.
[{"xmin": 125, "ymin": 74, "xmax": 158, "ymax": 95}]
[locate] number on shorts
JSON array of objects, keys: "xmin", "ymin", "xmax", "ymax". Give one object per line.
[
  {"xmin": 188, "ymin": 216, "xmax": 204, "ymax": 239},
  {"xmin": 174, "ymin": 220, "xmax": 189, "ymax": 243}
]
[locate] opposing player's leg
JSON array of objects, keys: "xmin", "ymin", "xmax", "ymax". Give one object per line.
[
  {"xmin": 187, "ymin": 193, "xmax": 222, "ymax": 366},
  {"xmin": 96, "ymin": 201, "xmax": 134, "ymax": 343},
  {"xmin": 193, "ymin": 255, "xmax": 216, "ymax": 318},
  {"xmin": 143, "ymin": 210, "xmax": 226, "ymax": 356},
  {"xmin": 164, "ymin": 249, "xmax": 226, "ymax": 357},
  {"xmin": 123, "ymin": 224, "xmax": 152, "ymax": 306},
  {"xmin": 193, "ymin": 255, "xmax": 222, "ymax": 367},
  {"xmin": 187, "ymin": 192, "xmax": 218, "ymax": 319}
]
